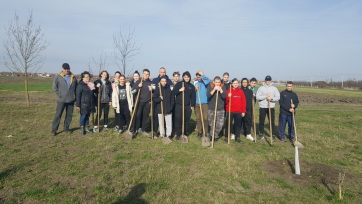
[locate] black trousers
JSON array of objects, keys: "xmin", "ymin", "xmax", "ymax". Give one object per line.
[
  {"xmin": 115, "ymin": 100, "xmax": 131, "ymax": 129},
  {"xmin": 174, "ymin": 104, "xmax": 192, "ymax": 136},
  {"xmin": 259, "ymin": 108, "xmax": 277, "ymax": 135},
  {"xmin": 225, "ymin": 112, "xmax": 242, "ymax": 138},
  {"xmin": 51, "ymin": 102, "xmax": 74, "ymax": 131},
  {"xmin": 152, "ymin": 103, "xmax": 159, "ymax": 133},
  {"xmin": 135, "ymin": 101, "xmax": 150, "ymax": 131},
  {"xmin": 95, "ymin": 103, "xmax": 110, "ymax": 126},
  {"xmin": 241, "ymin": 109, "xmax": 252, "ymax": 136}
]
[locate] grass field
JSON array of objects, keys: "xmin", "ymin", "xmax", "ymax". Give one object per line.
[{"xmin": 0, "ymin": 80, "xmax": 361, "ymax": 203}]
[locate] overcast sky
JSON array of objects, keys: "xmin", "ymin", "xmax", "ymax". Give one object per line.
[{"xmin": 1, "ymin": 0, "xmax": 362, "ymax": 81}]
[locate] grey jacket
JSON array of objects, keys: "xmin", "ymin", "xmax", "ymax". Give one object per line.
[
  {"xmin": 256, "ymin": 82, "xmax": 280, "ymax": 108},
  {"xmin": 52, "ymin": 72, "xmax": 77, "ymax": 103}
]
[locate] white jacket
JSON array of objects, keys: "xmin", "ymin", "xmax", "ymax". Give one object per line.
[
  {"xmin": 256, "ymin": 82, "xmax": 280, "ymax": 108},
  {"xmin": 112, "ymin": 82, "xmax": 133, "ymax": 113}
]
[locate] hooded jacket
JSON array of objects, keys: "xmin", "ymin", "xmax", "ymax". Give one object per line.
[
  {"xmin": 94, "ymin": 79, "xmax": 112, "ymax": 103},
  {"xmin": 151, "ymin": 75, "xmax": 173, "ymax": 86},
  {"xmin": 112, "ymin": 82, "xmax": 133, "ymax": 113},
  {"xmin": 194, "ymin": 75, "xmax": 211, "ymax": 104},
  {"xmin": 153, "ymin": 84, "xmax": 174, "ymax": 114},
  {"xmin": 207, "ymin": 83, "xmax": 226, "ymax": 111},
  {"xmin": 225, "ymin": 87, "xmax": 246, "ymax": 113},
  {"xmin": 52, "ymin": 72, "xmax": 77, "ymax": 103},
  {"xmin": 256, "ymin": 82, "xmax": 280, "ymax": 108},
  {"xmin": 172, "ymin": 80, "xmax": 196, "ymax": 107}
]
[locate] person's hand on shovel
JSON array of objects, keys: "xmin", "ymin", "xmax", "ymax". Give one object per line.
[
  {"xmin": 195, "ymin": 84, "xmax": 198, "ymax": 92},
  {"xmin": 96, "ymin": 83, "xmax": 101, "ymax": 88},
  {"xmin": 241, "ymin": 113, "xmax": 245, "ymax": 117},
  {"xmin": 179, "ymin": 86, "xmax": 185, "ymax": 92}
]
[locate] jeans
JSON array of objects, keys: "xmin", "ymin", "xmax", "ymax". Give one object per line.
[
  {"xmin": 80, "ymin": 113, "xmax": 90, "ymax": 126},
  {"xmin": 278, "ymin": 113, "xmax": 295, "ymax": 139}
]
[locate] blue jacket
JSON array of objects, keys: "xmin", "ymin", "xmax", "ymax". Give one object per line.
[{"xmin": 194, "ymin": 75, "xmax": 210, "ymax": 104}]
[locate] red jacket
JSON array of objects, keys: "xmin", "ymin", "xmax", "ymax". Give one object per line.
[{"xmin": 225, "ymin": 87, "xmax": 246, "ymax": 113}]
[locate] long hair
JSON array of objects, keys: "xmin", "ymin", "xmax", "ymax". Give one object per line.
[{"xmin": 99, "ymin": 70, "xmax": 109, "ymax": 80}]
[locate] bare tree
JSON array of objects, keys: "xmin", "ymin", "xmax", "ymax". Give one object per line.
[
  {"xmin": 2, "ymin": 12, "xmax": 47, "ymax": 106},
  {"xmin": 87, "ymin": 51, "xmax": 108, "ymax": 78},
  {"xmin": 113, "ymin": 26, "xmax": 141, "ymax": 76}
]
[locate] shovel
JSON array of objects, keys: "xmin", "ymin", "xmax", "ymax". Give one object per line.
[
  {"xmin": 227, "ymin": 86, "xmax": 231, "ymax": 144},
  {"xmin": 123, "ymin": 84, "xmax": 142, "ymax": 141},
  {"xmin": 159, "ymin": 83, "xmax": 172, "ymax": 144},
  {"xmin": 198, "ymin": 89, "xmax": 210, "ymax": 147},
  {"xmin": 211, "ymin": 91, "xmax": 219, "ymax": 148},
  {"xmin": 268, "ymin": 93, "xmax": 273, "ymax": 145},
  {"xmin": 252, "ymin": 96, "xmax": 257, "ymax": 143},
  {"xmin": 150, "ymin": 88, "xmax": 154, "ymax": 139},
  {"xmin": 97, "ymin": 84, "xmax": 101, "ymax": 132},
  {"xmin": 180, "ymin": 82, "xmax": 188, "ymax": 143},
  {"xmin": 291, "ymin": 99, "xmax": 304, "ymax": 148}
]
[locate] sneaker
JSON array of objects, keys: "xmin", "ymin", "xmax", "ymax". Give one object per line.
[
  {"xmin": 118, "ymin": 129, "xmax": 125, "ymax": 134},
  {"xmin": 85, "ymin": 127, "xmax": 93, "ymax": 134},
  {"xmin": 197, "ymin": 133, "xmax": 202, "ymax": 139},
  {"xmin": 175, "ymin": 135, "xmax": 181, "ymax": 140},
  {"xmin": 93, "ymin": 127, "xmax": 99, "ymax": 133},
  {"xmin": 289, "ymin": 137, "xmax": 295, "ymax": 143},
  {"xmin": 114, "ymin": 126, "xmax": 119, "ymax": 132},
  {"xmin": 257, "ymin": 134, "xmax": 264, "ymax": 140},
  {"xmin": 236, "ymin": 137, "xmax": 242, "ymax": 143},
  {"xmin": 246, "ymin": 134, "xmax": 254, "ymax": 141},
  {"xmin": 231, "ymin": 134, "xmax": 235, "ymax": 140},
  {"xmin": 102, "ymin": 126, "xmax": 109, "ymax": 131},
  {"xmin": 51, "ymin": 130, "xmax": 57, "ymax": 136}
]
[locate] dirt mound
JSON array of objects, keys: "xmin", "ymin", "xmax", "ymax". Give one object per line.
[
  {"xmin": 298, "ymin": 92, "xmax": 362, "ymax": 104},
  {"xmin": 262, "ymin": 160, "xmax": 362, "ymax": 195}
]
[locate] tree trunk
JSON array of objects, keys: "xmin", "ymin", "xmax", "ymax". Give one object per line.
[{"xmin": 24, "ymin": 72, "xmax": 30, "ymax": 106}]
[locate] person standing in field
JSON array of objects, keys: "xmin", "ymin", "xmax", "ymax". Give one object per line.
[
  {"xmin": 153, "ymin": 76, "xmax": 174, "ymax": 139},
  {"xmin": 240, "ymin": 78, "xmax": 254, "ymax": 141},
  {"xmin": 171, "ymin": 71, "xmax": 180, "ymax": 137},
  {"xmin": 249, "ymin": 77, "xmax": 259, "ymax": 103},
  {"xmin": 151, "ymin": 67, "xmax": 173, "ymax": 136},
  {"xmin": 130, "ymin": 70, "xmax": 140, "ymax": 88},
  {"xmin": 132, "ymin": 69, "xmax": 153, "ymax": 136},
  {"xmin": 76, "ymin": 71, "xmax": 96, "ymax": 135},
  {"xmin": 256, "ymin": 75, "xmax": 280, "ymax": 141},
  {"xmin": 207, "ymin": 76, "xmax": 226, "ymax": 141},
  {"xmin": 194, "ymin": 70, "xmax": 211, "ymax": 139},
  {"xmin": 112, "ymin": 74, "xmax": 133, "ymax": 134},
  {"xmin": 94, "ymin": 71, "xmax": 112, "ymax": 132},
  {"xmin": 51, "ymin": 63, "xmax": 77, "ymax": 136},
  {"xmin": 172, "ymin": 71, "xmax": 180, "ymax": 86},
  {"xmin": 224, "ymin": 78, "xmax": 246, "ymax": 143},
  {"xmin": 172, "ymin": 71, "xmax": 195, "ymax": 139},
  {"xmin": 112, "ymin": 71, "xmax": 121, "ymax": 131},
  {"xmin": 278, "ymin": 81, "xmax": 299, "ymax": 142},
  {"xmin": 222, "ymin": 72, "xmax": 231, "ymax": 90}
]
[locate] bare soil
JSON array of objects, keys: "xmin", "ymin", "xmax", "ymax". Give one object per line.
[
  {"xmin": 298, "ymin": 92, "xmax": 362, "ymax": 104},
  {"xmin": 262, "ymin": 159, "xmax": 362, "ymax": 196}
]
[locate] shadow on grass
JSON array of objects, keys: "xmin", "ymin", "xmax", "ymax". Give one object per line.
[
  {"xmin": 113, "ymin": 183, "xmax": 147, "ymax": 204},
  {"xmin": 0, "ymin": 166, "xmax": 19, "ymax": 185}
]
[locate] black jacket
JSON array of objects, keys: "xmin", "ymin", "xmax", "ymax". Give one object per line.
[
  {"xmin": 94, "ymin": 79, "xmax": 112, "ymax": 103},
  {"xmin": 207, "ymin": 83, "xmax": 226, "ymax": 111},
  {"xmin": 241, "ymin": 86, "xmax": 254, "ymax": 111},
  {"xmin": 279, "ymin": 89, "xmax": 299, "ymax": 115},
  {"xmin": 132, "ymin": 78, "xmax": 153, "ymax": 103},
  {"xmin": 76, "ymin": 81, "xmax": 96, "ymax": 114},
  {"xmin": 172, "ymin": 81, "xmax": 196, "ymax": 107},
  {"xmin": 151, "ymin": 75, "xmax": 173, "ymax": 87},
  {"xmin": 153, "ymin": 85, "xmax": 174, "ymax": 114}
]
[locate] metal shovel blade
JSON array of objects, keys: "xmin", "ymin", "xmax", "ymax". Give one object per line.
[
  {"xmin": 294, "ymin": 141, "xmax": 304, "ymax": 148},
  {"xmin": 161, "ymin": 137, "xmax": 172, "ymax": 144},
  {"xmin": 123, "ymin": 131, "xmax": 133, "ymax": 141},
  {"xmin": 201, "ymin": 137, "xmax": 210, "ymax": 147},
  {"xmin": 180, "ymin": 135, "xmax": 188, "ymax": 143}
]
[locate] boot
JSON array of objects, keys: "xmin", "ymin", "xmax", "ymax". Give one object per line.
[
  {"xmin": 80, "ymin": 126, "xmax": 85, "ymax": 135},
  {"xmin": 85, "ymin": 126, "xmax": 92, "ymax": 134}
]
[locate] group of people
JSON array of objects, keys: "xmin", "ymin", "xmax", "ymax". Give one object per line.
[{"xmin": 51, "ymin": 63, "xmax": 299, "ymax": 144}]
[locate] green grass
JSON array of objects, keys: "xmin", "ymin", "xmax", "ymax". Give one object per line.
[
  {"xmin": 0, "ymin": 82, "xmax": 52, "ymax": 91},
  {"xmin": 0, "ymin": 84, "xmax": 361, "ymax": 203}
]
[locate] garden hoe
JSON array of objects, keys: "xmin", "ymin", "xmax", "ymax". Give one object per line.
[
  {"xmin": 199, "ymin": 88, "xmax": 210, "ymax": 147},
  {"xmin": 180, "ymin": 82, "xmax": 188, "ymax": 143},
  {"xmin": 227, "ymin": 85, "xmax": 231, "ymax": 144},
  {"xmin": 291, "ymin": 99, "xmax": 304, "ymax": 148},
  {"xmin": 211, "ymin": 91, "xmax": 219, "ymax": 148},
  {"xmin": 159, "ymin": 83, "xmax": 172, "ymax": 144},
  {"xmin": 123, "ymin": 85, "xmax": 141, "ymax": 141}
]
